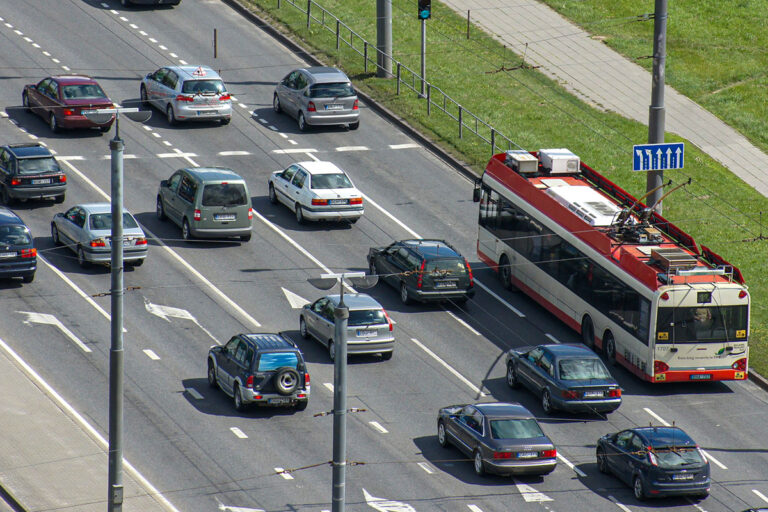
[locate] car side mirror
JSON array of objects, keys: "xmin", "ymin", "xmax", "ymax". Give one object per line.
[
  {"xmin": 472, "ymin": 184, "xmax": 482, "ymax": 203},
  {"xmin": 160, "ymin": 180, "xmax": 168, "ymax": 188}
]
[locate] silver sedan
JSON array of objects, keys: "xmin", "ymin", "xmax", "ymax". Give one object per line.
[{"xmin": 51, "ymin": 203, "xmax": 148, "ymax": 267}]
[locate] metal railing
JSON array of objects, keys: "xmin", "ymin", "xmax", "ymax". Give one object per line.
[{"xmin": 272, "ymin": 0, "xmax": 521, "ymax": 157}]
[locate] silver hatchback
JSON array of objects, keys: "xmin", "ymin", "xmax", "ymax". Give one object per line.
[
  {"xmin": 299, "ymin": 293, "xmax": 393, "ymax": 361},
  {"xmin": 273, "ymin": 67, "xmax": 359, "ymax": 131}
]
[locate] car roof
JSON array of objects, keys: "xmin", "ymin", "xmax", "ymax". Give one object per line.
[
  {"xmin": 0, "ymin": 207, "xmax": 24, "ymax": 225},
  {"xmin": 302, "ymin": 66, "xmax": 350, "ymax": 84},
  {"xmin": 241, "ymin": 333, "xmax": 298, "ymax": 350},
  {"xmin": 399, "ymin": 239, "xmax": 461, "ymax": 259},
  {"xmin": 168, "ymin": 65, "xmax": 222, "ymax": 81},
  {"xmin": 631, "ymin": 426, "xmax": 697, "ymax": 447},
  {"xmin": 4, "ymin": 143, "xmax": 54, "ymax": 159},
  {"xmin": 473, "ymin": 402, "xmax": 535, "ymax": 418},
  {"xmin": 326, "ymin": 293, "xmax": 383, "ymax": 310},
  {"xmin": 296, "ymin": 161, "xmax": 345, "ymax": 175},
  {"xmin": 541, "ymin": 343, "xmax": 600, "ymax": 358},
  {"xmin": 183, "ymin": 167, "xmax": 245, "ymax": 182},
  {"xmin": 75, "ymin": 203, "xmax": 131, "ymax": 215},
  {"xmin": 50, "ymin": 75, "xmax": 99, "ymax": 85}
]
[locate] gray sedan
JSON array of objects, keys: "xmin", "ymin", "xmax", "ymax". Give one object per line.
[
  {"xmin": 51, "ymin": 203, "xmax": 147, "ymax": 267},
  {"xmin": 299, "ymin": 293, "xmax": 393, "ymax": 360}
]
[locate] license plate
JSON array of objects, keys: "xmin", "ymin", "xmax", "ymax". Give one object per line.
[
  {"xmin": 690, "ymin": 374, "xmax": 712, "ymax": 380},
  {"xmin": 269, "ymin": 397, "xmax": 291, "ymax": 405},
  {"xmin": 356, "ymin": 329, "xmax": 377, "ymax": 337},
  {"xmin": 672, "ymin": 473, "xmax": 694, "ymax": 481},
  {"xmin": 0, "ymin": 252, "xmax": 16, "ymax": 258},
  {"xmin": 197, "ymin": 110, "xmax": 216, "ymax": 115},
  {"xmin": 517, "ymin": 452, "xmax": 537, "ymax": 459},
  {"xmin": 584, "ymin": 391, "xmax": 604, "ymax": 398},
  {"xmin": 325, "ymin": 104, "xmax": 343, "ymax": 110},
  {"xmin": 215, "ymin": 214, "xmax": 236, "ymax": 221},
  {"xmin": 329, "ymin": 199, "xmax": 347, "ymax": 205},
  {"xmin": 31, "ymin": 179, "xmax": 51, "ymax": 185},
  {"xmin": 434, "ymin": 281, "xmax": 457, "ymax": 289},
  {"xmin": 123, "ymin": 240, "xmax": 132, "ymax": 247}
]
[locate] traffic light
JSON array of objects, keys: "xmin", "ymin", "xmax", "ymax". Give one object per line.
[{"xmin": 418, "ymin": 0, "xmax": 431, "ymax": 20}]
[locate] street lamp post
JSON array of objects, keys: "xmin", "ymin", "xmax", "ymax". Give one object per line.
[{"xmin": 83, "ymin": 107, "xmax": 151, "ymax": 512}]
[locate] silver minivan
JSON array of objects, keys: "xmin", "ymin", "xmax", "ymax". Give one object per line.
[
  {"xmin": 273, "ymin": 67, "xmax": 359, "ymax": 131},
  {"xmin": 156, "ymin": 167, "xmax": 252, "ymax": 242},
  {"xmin": 299, "ymin": 293, "xmax": 394, "ymax": 361}
]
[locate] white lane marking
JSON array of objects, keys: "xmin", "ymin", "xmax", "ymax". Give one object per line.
[
  {"xmin": 179, "ymin": 60, "xmax": 188, "ymax": 65},
  {"xmin": 467, "ymin": 506, "xmax": 482, "ymax": 512},
  {"xmin": 700, "ymin": 449, "xmax": 727, "ymax": 470},
  {"xmin": 152, "ymin": 132, "xmax": 161, "ymax": 138},
  {"xmin": 389, "ymin": 143, "xmax": 420, "ymax": 149},
  {"xmin": 306, "ymin": 151, "xmax": 320, "ymax": 161},
  {"xmin": 557, "ymin": 452, "xmax": 587, "ymax": 477},
  {"xmin": 143, "ymin": 349, "xmax": 160, "ymax": 360},
  {"xmin": 218, "ymin": 505, "xmax": 264, "ymax": 512},
  {"xmin": 4, "ymin": 22, "xmax": 12, "ymax": 28},
  {"xmin": 279, "ymin": 133, "xmax": 288, "ymax": 138},
  {"xmin": 230, "ymin": 427, "xmax": 248, "ymax": 439},
  {"xmin": 369, "ymin": 421, "xmax": 388, "ymax": 434},
  {"xmin": 57, "ymin": 155, "xmax": 85, "ymax": 161},
  {"xmin": 363, "ymin": 489, "xmax": 416, "ymax": 512},
  {"xmin": 643, "ymin": 407, "xmax": 670, "ymax": 426},
  {"xmin": 143, "ymin": 125, "xmax": 152, "ymax": 131},
  {"xmin": 324, "ymin": 383, "xmax": 334, "ymax": 392},
  {"xmin": 175, "ymin": 147, "xmax": 199, "ymax": 167},
  {"xmin": 139, "ymin": 30, "xmax": 147, "ymax": 36},
  {"xmin": 157, "ymin": 152, "xmax": 198, "ymax": 158},
  {"xmin": 512, "ymin": 479, "xmax": 553, "ymax": 502},
  {"xmin": 19, "ymin": 311, "xmax": 92, "ymax": 353},
  {"xmin": 258, "ymin": 118, "xmax": 268, "ymax": 124},
  {"xmin": 32, "ymin": 43, "xmax": 40, "ymax": 48},
  {"xmin": 444, "ymin": 310, "xmax": 480, "ymax": 335},
  {"xmin": 643, "ymin": 408, "xmax": 727, "ymax": 469},
  {"xmin": 288, "ymin": 139, "xmax": 297, "ymax": 145},
  {"xmin": 186, "ymin": 387, "xmax": 204, "ymax": 400},
  {"xmin": 238, "ymin": 103, "xmax": 248, "ymax": 109},
  {"xmin": 38, "ymin": 256, "xmax": 113, "ymax": 323},
  {"xmin": 144, "ymin": 300, "xmax": 219, "ymax": 344},
  {"xmin": 13, "ymin": 29, "xmax": 21, "ymax": 34},
  {"xmin": 472, "ymin": 280, "xmax": 525, "ymax": 317},
  {"xmin": 335, "ymin": 146, "xmax": 369, "ymax": 152},
  {"xmin": 410, "ymin": 338, "xmax": 486, "ymax": 396},
  {"xmin": 23, "ymin": 36, "xmax": 32, "ymax": 42},
  {"xmin": 159, "ymin": 44, "xmax": 167, "ymax": 50},
  {"xmin": 273, "ymin": 148, "xmax": 317, "ymax": 154},
  {"xmin": 119, "ymin": 16, "xmax": 128, "ymax": 21},
  {"xmin": 129, "ymin": 23, "xmax": 138, "ymax": 29},
  {"xmin": 149, "ymin": 37, "xmax": 157, "ymax": 43},
  {"xmin": 545, "ymin": 333, "xmax": 561, "ymax": 344},
  {"xmin": 0, "ymin": 112, "xmax": 7, "ymax": 118},
  {"xmin": 27, "ymin": 134, "xmax": 38, "ymax": 140},
  {"xmin": 101, "ymin": 2, "xmax": 109, "ymax": 7},
  {"xmin": 0, "ymin": 337, "xmax": 181, "ymax": 512},
  {"xmin": 218, "ymin": 151, "xmax": 251, "ymax": 156},
  {"xmin": 418, "ymin": 462, "xmax": 434, "ymax": 474},
  {"xmin": 61, "ymin": 65, "xmax": 70, "ymax": 71},
  {"xmin": 282, "ymin": 287, "xmax": 310, "ymax": 309},
  {"xmin": 51, "ymin": 58, "xmax": 60, "ymax": 63},
  {"xmin": 268, "ymin": 125, "xmax": 278, "ymax": 131},
  {"xmin": 110, "ymin": 9, "xmax": 118, "ymax": 14},
  {"xmin": 754, "ymin": 489, "xmax": 768, "ymax": 504},
  {"xmin": 274, "ymin": 467, "xmax": 294, "ymax": 480},
  {"xmin": 163, "ymin": 141, "xmax": 172, "ymax": 146},
  {"xmin": 607, "ymin": 495, "xmax": 632, "ymax": 512},
  {"xmin": 169, "ymin": 52, "xmax": 178, "ymax": 58},
  {"xmin": 100, "ymin": 154, "xmax": 137, "ymax": 159}
]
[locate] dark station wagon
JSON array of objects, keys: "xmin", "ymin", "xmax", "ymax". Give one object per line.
[
  {"xmin": 0, "ymin": 143, "xmax": 66, "ymax": 205},
  {"xmin": 0, "ymin": 207, "xmax": 36, "ymax": 283}
]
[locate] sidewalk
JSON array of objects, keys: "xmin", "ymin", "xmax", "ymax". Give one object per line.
[
  {"xmin": 442, "ymin": 0, "xmax": 768, "ymax": 197},
  {"xmin": 0, "ymin": 343, "xmax": 169, "ymax": 512}
]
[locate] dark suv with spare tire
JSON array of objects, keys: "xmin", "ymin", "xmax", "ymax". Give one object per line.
[{"xmin": 207, "ymin": 332, "xmax": 310, "ymax": 411}]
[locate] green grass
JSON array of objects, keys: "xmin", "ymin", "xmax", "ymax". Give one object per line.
[{"xmin": 240, "ymin": 0, "xmax": 768, "ymax": 376}]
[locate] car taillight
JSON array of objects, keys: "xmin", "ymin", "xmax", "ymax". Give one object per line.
[
  {"xmin": 90, "ymin": 238, "xmax": 106, "ymax": 247},
  {"xmin": 465, "ymin": 258, "xmax": 474, "ymax": 286},
  {"xmin": 248, "ymin": 208, "xmax": 253, "ymax": 220},
  {"xmin": 62, "ymin": 109, "xmax": 74, "ymax": 116},
  {"xmin": 654, "ymin": 360, "xmax": 669, "ymax": 373},
  {"xmin": 608, "ymin": 388, "xmax": 621, "ymax": 398},
  {"xmin": 304, "ymin": 372, "xmax": 310, "ymax": 385},
  {"xmin": 176, "ymin": 95, "xmax": 194, "ymax": 102},
  {"xmin": 384, "ymin": 310, "xmax": 393, "ymax": 332},
  {"xmin": 253, "ymin": 394, "xmax": 262, "ymax": 400},
  {"xmin": 10, "ymin": 178, "xmax": 21, "ymax": 186},
  {"xmin": 540, "ymin": 449, "xmax": 556, "ymax": 458},
  {"xmin": 307, "ymin": 101, "xmax": 316, "ymax": 112},
  {"xmin": 562, "ymin": 390, "xmax": 578, "ymax": 399},
  {"xmin": 349, "ymin": 197, "xmax": 363, "ymax": 205},
  {"xmin": 135, "ymin": 237, "xmax": 147, "ymax": 246},
  {"xmin": 352, "ymin": 99, "xmax": 359, "ymax": 110},
  {"xmin": 219, "ymin": 93, "xmax": 231, "ymax": 101},
  {"xmin": 493, "ymin": 451, "xmax": 512, "ymax": 459},
  {"xmin": 311, "ymin": 198, "xmax": 328, "ymax": 205},
  {"xmin": 732, "ymin": 358, "xmax": 747, "ymax": 371},
  {"xmin": 193, "ymin": 209, "xmax": 201, "ymax": 221},
  {"xmin": 21, "ymin": 248, "xmax": 37, "ymax": 258},
  {"xmin": 417, "ymin": 260, "xmax": 425, "ymax": 289},
  {"xmin": 647, "ymin": 449, "xmax": 658, "ymax": 466},
  {"xmin": 59, "ymin": 175, "xmax": 66, "ymax": 183},
  {"xmin": 245, "ymin": 375, "xmax": 254, "ymax": 388}
]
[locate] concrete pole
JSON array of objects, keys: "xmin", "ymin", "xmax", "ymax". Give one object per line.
[
  {"xmin": 376, "ymin": 0, "xmax": 392, "ymax": 77},
  {"xmin": 331, "ymin": 286, "xmax": 349, "ymax": 512},
  {"xmin": 420, "ymin": 19, "xmax": 426, "ymax": 96},
  {"xmin": 107, "ymin": 116, "xmax": 125, "ymax": 512},
  {"xmin": 646, "ymin": 0, "xmax": 667, "ymax": 213}
]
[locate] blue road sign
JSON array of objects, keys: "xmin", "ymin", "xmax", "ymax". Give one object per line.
[{"xmin": 633, "ymin": 142, "xmax": 684, "ymax": 171}]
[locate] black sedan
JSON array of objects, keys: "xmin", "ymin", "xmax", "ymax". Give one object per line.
[
  {"xmin": 0, "ymin": 207, "xmax": 36, "ymax": 283},
  {"xmin": 506, "ymin": 344, "xmax": 621, "ymax": 414},
  {"xmin": 437, "ymin": 402, "xmax": 556, "ymax": 476},
  {"xmin": 597, "ymin": 426, "xmax": 710, "ymax": 500}
]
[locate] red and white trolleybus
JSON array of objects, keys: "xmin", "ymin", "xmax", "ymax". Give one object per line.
[{"xmin": 473, "ymin": 149, "xmax": 749, "ymax": 383}]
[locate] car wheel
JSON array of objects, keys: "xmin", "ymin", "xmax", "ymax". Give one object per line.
[
  {"xmin": 400, "ymin": 282, "xmax": 412, "ymax": 305},
  {"xmin": 380, "ymin": 351, "xmax": 393, "ymax": 361},
  {"xmin": 233, "ymin": 383, "xmax": 246, "ymax": 411},
  {"xmin": 51, "ymin": 224, "xmax": 61, "ymax": 245},
  {"xmin": 269, "ymin": 184, "xmax": 278, "ymax": 204},
  {"xmin": 132, "ymin": 258, "xmax": 144, "ymax": 267},
  {"xmin": 437, "ymin": 420, "xmax": 449, "ymax": 448},
  {"xmin": 596, "ymin": 448, "xmax": 609, "ymax": 474},
  {"xmin": 207, "ymin": 360, "xmax": 218, "ymax": 388},
  {"xmin": 349, "ymin": 121, "xmax": 360, "ymax": 130},
  {"xmin": 473, "ymin": 450, "xmax": 486, "ymax": 476},
  {"xmin": 299, "ymin": 316, "xmax": 309, "ymax": 339},
  {"xmin": 605, "ymin": 333, "xmax": 617, "ymax": 366},
  {"xmin": 328, "ymin": 340, "xmax": 335, "ymax": 362},
  {"xmin": 99, "ymin": 125, "xmax": 111, "ymax": 133},
  {"xmin": 582, "ymin": 316, "xmax": 595, "ymax": 350},
  {"xmin": 295, "ymin": 400, "xmax": 308, "ymax": 411},
  {"xmin": 295, "ymin": 204, "xmax": 305, "ymax": 224},
  {"xmin": 240, "ymin": 234, "xmax": 251, "ymax": 242},
  {"xmin": 49, "ymin": 113, "xmax": 59, "ymax": 133},
  {"xmin": 0, "ymin": 186, "xmax": 14, "ymax": 206},
  {"xmin": 633, "ymin": 475, "xmax": 646, "ymax": 501},
  {"xmin": 77, "ymin": 246, "xmax": 89, "ymax": 268},
  {"xmin": 273, "ymin": 94, "xmax": 282, "ymax": 113},
  {"xmin": 506, "ymin": 363, "xmax": 520, "ymax": 388},
  {"xmin": 22, "ymin": 92, "xmax": 30, "ymax": 113},
  {"xmin": 541, "ymin": 389, "xmax": 554, "ymax": 414},
  {"xmin": 166, "ymin": 105, "xmax": 177, "ymax": 126},
  {"xmin": 274, "ymin": 368, "xmax": 300, "ymax": 395},
  {"xmin": 140, "ymin": 85, "xmax": 148, "ymax": 107},
  {"xmin": 499, "ymin": 254, "xmax": 517, "ymax": 290},
  {"xmin": 182, "ymin": 218, "xmax": 192, "ymax": 241},
  {"xmin": 220, "ymin": 117, "xmax": 231, "ymax": 125},
  {"xmin": 156, "ymin": 197, "xmax": 166, "ymax": 220},
  {"xmin": 22, "ymin": 273, "xmax": 35, "ymax": 284},
  {"xmin": 298, "ymin": 112, "xmax": 307, "ymax": 132},
  {"xmin": 54, "ymin": 194, "xmax": 65, "ymax": 204}
]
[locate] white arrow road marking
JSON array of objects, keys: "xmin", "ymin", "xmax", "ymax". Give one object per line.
[
  {"xmin": 282, "ymin": 287, "xmax": 310, "ymax": 309},
  {"xmin": 144, "ymin": 299, "xmax": 219, "ymax": 344},
  {"xmin": 324, "ymin": 382, "xmax": 334, "ymax": 392},
  {"xmin": 512, "ymin": 479, "xmax": 553, "ymax": 502},
  {"xmin": 274, "ymin": 467, "xmax": 294, "ymax": 480},
  {"xmin": 19, "ymin": 311, "xmax": 91, "ymax": 353},
  {"xmin": 217, "ymin": 504, "xmax": 264, "ymax": 512},
  {"xmin": 363, "ymin": 489, "xmax": 416, "ymax": 512}
]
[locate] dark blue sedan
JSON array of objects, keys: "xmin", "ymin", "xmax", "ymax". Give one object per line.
[
  {"xmin": 0, "ymin": 207, "xmax": 36, "ymax": 283},
  {"xmin": 597, "ymin": 426, "xmax": 710, "ymax": 500},
  {"xmin": 505, "ymin": 344, "xmax": 621, "ymax": 414}
]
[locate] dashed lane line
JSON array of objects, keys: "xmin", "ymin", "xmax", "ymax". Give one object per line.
[
  {"xmin": 274, "ymin": 467, "xmax": 294, "ymax": 480},
  {"xmin": 545, "ymin": 333, "xmax": 561, "ymax": 344},
  {"xmin": 230, "ymin": 427, "xmax": 248, "ymax": 439},
  {"xmin": 444, "ymin": 310, "xmax": 480, "ymax": 336},
  {"xmin": 335, "ymin": 146, "xmax": 368, "ymax": 152},
  {"xmin": 368, "ymin": 421, "xmax": 388, "ymax": 434},
  {"xmin": 467, "ymin": 506, "xmax": 482, "ymax": 512},
  {"xmin": 410, "ymin": 338, "xmax": 486, "ymax": 397},
  {"xmin": 185, "ymin": 388, "xmax": 204, "ymax": 400},
  {"xmin": 607, "ymin": 495, "xmax": 632, "ymax": 512},
  {"xmin": 754, "ymin": 489, "xmax": 768, "ymax": 504},
  {"xmin": 143, "ymin": 349, "xmax": 160, "ymax": 360},
  {"xmin": 556, "ymin": 453, "xmax": 587, "ymax": 478},
  {"xmin": 418, "ymin": 462, "xmax": 434, "ymax": 474},
  {"xmin": 273, "ymin": 148, "xmax": 317, "ymax": 154}
]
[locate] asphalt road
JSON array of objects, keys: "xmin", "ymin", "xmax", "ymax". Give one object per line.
[{"xmin": 0, "ymin": 1, "xmax": 767, "ymax": 512}]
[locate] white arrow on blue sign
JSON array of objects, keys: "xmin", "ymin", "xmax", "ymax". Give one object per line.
[{"xmin": 633, "ymin": 142, "xmax": 684, "ymax": 171}]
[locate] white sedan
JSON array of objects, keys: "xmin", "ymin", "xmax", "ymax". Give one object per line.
[{"xmin": 268, "ymin": 161, "xmax": 364, "ymax": 224}]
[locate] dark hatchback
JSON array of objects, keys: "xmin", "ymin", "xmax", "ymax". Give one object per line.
[
  {"xmin": 367, "ymin": 239, "xmax": 474, "ymax": 305},
  {"xmin": 437, "ymin": 402, "xmax": 557, "ymax": 477},
  {"xmin": 506, "ymin": 344, "xmax": 621, "ymax": 414},
  {"xmin": 597, "ymin": 426, "xmax": 710, "ymax": 500},
  {"xmin": 0, "ymin": 143, "xmax": 66, "ymax": 205},
  {"xmin": 0, "ymin": 207, "xmax": 36, "ymax": 283}
]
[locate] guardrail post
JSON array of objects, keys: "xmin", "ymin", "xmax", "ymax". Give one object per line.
[
  {"xmin": 307, "ymin": 0, "xmax": 311, "ymax": 29},
  {"xmin": 336, "ymin": 20, "xmax": 340, "ymax": 50},
  {"xmin": 396, "ymin": 63, "xmax": 401, "ymax": 95},
  {"xmin": 491, "ymin": 128, "xmax": 496, "ymax": 155},
  {"xmin": 458, "ymin": 106, "xmax": 463, "ymax": 139},
  {"xmin": 364, "ymin": 41, "xmax": 368, "ymax": 73},
  {"xmin": 426, "ymin": 84, "xmax": 431, "ymax": 115}
]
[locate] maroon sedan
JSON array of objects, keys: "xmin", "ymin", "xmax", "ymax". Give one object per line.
[{"xmin": 22, "ymin": 75, "xmax": 115, "ymax": 133}]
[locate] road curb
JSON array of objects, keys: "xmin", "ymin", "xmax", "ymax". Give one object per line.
[
  {"xmin": 0, "ymin": 483, "xmax": 28, "ymax": 512},
  {"xmin": 220, "ymin": 0, "xmax": 478, "ymax": 183},
  {"xmin": 749, "ymin": 367, "xmax": 768, "ymax": 392}
]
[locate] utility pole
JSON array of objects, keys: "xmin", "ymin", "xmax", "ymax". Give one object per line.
[
  {"xmin": 646, "ymin": 0, "xmax": 668, "ymax": 213},
  {"xmin": 83, "ymin": 107, "xmax": 151, "ymax": 512},
  {"xmin": 420, "ymin": 19, "xmax": 426, "ymax": 96},
  {"xmin": 376, "ymin": 0, "xmax": 392, "ymax": 77}
]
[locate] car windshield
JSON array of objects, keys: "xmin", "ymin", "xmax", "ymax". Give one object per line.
[
  {"xmin": 558, "ymin": 358, "xmax": 612, "ymax": 380},
  {"xmin": 311, "ymin": 173, "xmax": 353, "ymax": 189},
  {"xmin": 61, "ymin": 84, "xmax": 107, "ymax": 100},
  {"xmin": 201, "ymin": 184, "xmax": 248, "ymax": 206},
  {"xmin": 308, "ymin": 82, "xmax": 355, "ymax": 98},
  {"xmin": 490, "ymin": 419, "xmax": 545, "ymax": 440},
  {"xmin": 0, "ymin": 225, "xmax": 31, "ymax": 246},
  {"xmin": 257, "ymin": 352, "xmax": 299, "ymax": 371},
  {"xmin": 425, "ymin": 258, "xmax": 466, "ymax": 276},
  {"xmin": 182, "ymin": 79, "xmax": 226, "ymax": 94},
  {"xmin": 348, "ymin": 309, "xmax": 386, "ymax": 326},
  {"xmin": 17, "ymin": 157, "xmax": 60, "ymax": 175},
  {"xmin": 89, "ymin": 213, "xmax": 139, "ymax": 230},
  {"xmin": 653, "ymin": 446, "xmax": 705, "ymax": 468}
]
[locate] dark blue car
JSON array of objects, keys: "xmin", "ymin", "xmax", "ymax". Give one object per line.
[
  {"xmin": 597, "ymin": 426, "xmax": 710, "ymax": 500},
  {"xmin": 505, "ymin": 344, "xmax": 621, "ymax": 414},
  {"xmin": 0, "ymin": 207, "xmax": 36, "ymax": 283}
]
